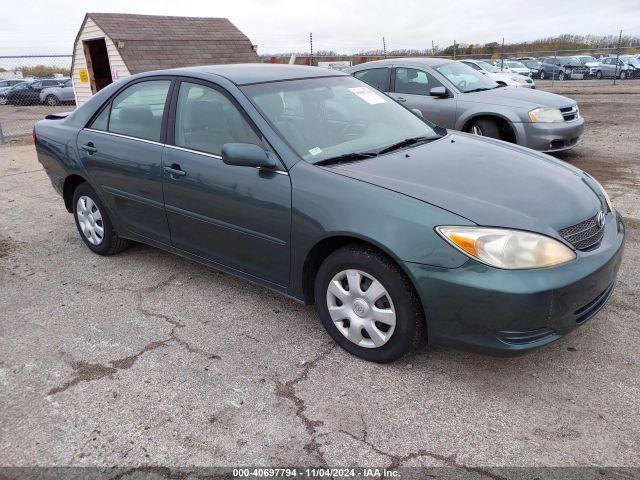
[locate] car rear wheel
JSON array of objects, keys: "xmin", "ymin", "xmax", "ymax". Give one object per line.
[
  {"xmin": 73, "ymin": 183, "xmax": 130, "ymax": 256},
  {"xmin": 45, "ymin": 94, "xmax": 59, "ymax": 106},
  {"xmin": 468, "ymin": 118, "xmax": 500, "ymax": 139},
  {"xmin": 314, "ymin": 246, "xmax": 424, "ymax": 363},
  {"xmin": 0, "ymin": 96, "xmax": 7, "ymax": 105},
  {"xmin": 539, "ymin": 70, "xmax": 546, "ymax": 80}
]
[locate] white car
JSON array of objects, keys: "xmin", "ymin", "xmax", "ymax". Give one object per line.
[
  {"xmin": 460, "ymin": 60, "xmax": 535, "ymax": 88},
  {"xmin": 574, "ymin": 55, "xmax": 600, "ymax": 77},
  {"xmin": 501, "ymin": 60, "xmax": 532, "ymax": 76}
]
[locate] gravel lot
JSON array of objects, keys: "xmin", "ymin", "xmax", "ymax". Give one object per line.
[{"xmin": 1, "ymin": 81, "xmax": 639, "ymax": 474}]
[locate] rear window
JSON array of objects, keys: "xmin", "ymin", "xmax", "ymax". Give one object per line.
[{"xmin": 353, "ymin": 68, "xmax": 390, "ymax": 92}]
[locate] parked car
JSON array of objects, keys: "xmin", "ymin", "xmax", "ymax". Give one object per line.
[
  {"xmin": 5, "ymin": 78, "xmax": 67, "ymax": 105},
  {"xmin": 619, "ymin": 55, "xmax": 640, "ymax": 78},
  {"xmin": 516, "ymin": 59, "xmax": 542, "ymax": 78},
  {"xmin": 347, "ymin": 58, "xmax": 583, "ymax": 152},
  {"xmin": 538, "ymin": 57, "xmax": 589, "ymax": 80},
  {"xmin": 460, "ymin": 59, "xmax": 535, "ymax": 88},
  {"xmin": 34, "ymin": 64, "xmax": 624, "ymax": 362},
  {"xmin": 39, "ymin": 78, "xmax": 75, "ymax": 106},
  {"xmin": 501, "ymin": 60, "xmax": 532, "ymax": 76},
  {"xmin": 595, "ymin": 57, "xmax": 631, "ymax": 79},
  {"xmin": 0, "ymin": 79, "xmax": 26, "ymax": 104},
  {"xmin": 574, "ymin": 55, "xmax": 600, "ymax": 77}
]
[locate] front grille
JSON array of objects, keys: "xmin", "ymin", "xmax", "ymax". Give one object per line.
[
  {"xmin": 560, "ymin": 105, "xmax": 579, "ymax": 121},
  {"xmin": 558, "ymin": 213, "xmax": 605, "ymax": 251}
]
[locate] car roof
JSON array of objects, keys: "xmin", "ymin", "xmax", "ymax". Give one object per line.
[
  {"xmin": 164, "ymin": 63, "xmax": 346, "ymax": 85},
  {"xmin": 348, "ymin": 57, "xmax": 455, "ymax": 69}
]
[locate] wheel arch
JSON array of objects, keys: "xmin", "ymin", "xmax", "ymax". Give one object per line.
[
  {"xmin": 460, "ymin": 112, "xmax": 519, "ymax": 144},
  {"xmin": 300, "ymin": 233, "xmax": 423, "ymax": 309},
  {"xmin": 62, "ymin": 174, "xmax": 88, "ymax": 212}
]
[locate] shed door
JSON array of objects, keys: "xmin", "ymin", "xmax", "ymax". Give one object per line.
[{"xmin": 82, "ymin": 38, "xmax": 113, "ymax": 94}]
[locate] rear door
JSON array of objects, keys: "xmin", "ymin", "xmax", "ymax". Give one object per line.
[
  {"xmin": 77, "ymin": 78, "xmax": 173, "ymax": 244},
  {"xmin": 162, "ymin": 79, "xmax": 292, "ymax": 286},
  {"xmin": 388, "ymin": 67, "xmax": 456, "ymax": 128}
]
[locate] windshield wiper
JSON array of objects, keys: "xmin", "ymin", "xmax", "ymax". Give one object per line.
[
  {"xmin": 464, "ymin": 87, "xmax": 494, "ymax": 93},
  {"xmin": 376, "ymin": 135, "xmax": 436, "ymax": 155},
  {"xmin": 314, "ymin": 151, "xmax": 378, "ymax": 166}
]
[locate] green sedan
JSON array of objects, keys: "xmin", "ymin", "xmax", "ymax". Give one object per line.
[{"xmin": 34, "ymin": 64, "xmax": 624, "ymax": 362}]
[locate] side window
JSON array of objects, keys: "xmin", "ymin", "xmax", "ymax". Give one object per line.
[
  {"xmin": 466, "ymin": 62, "xmax": 482, "ymax": 71},
  {"xmin": 64, "ymin": 79, "xmax": 73, "ymax": 87},
  {"xmin": 31, "ymin": 81, "xmax": 42, "ymax": 89},
  {"xmin": 174, "ymin": 82, "xmax": 261, "ymax": 156},
  {"xmin": 394, "ymin": 68, "xmax": 443, "ymax": 95},
  {"xmin": 353, "ymin": 68, "xmax": 390, "ymax": 92},
  {"xmin": 108, "ymin": 80, "xmax": 171, "ymax": 142},
  {"xmin": 90, "ymin": 105, "xmax": 110, "ymax": 131}
]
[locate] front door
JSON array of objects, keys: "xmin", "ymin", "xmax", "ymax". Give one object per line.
[
  {"xmin": 162, "ymin": 80, "xmax": 291, "ymax": 286},
  {"xmin": 77, "ymin": 79, "xmax": 173, "ymax": 244},
  {"xmin": 388, "ymin": 67, "xmax": 457, "ymax": 128}
]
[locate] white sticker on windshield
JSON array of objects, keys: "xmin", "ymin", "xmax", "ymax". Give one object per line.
[
  {"xmin": 348, "ymin": 86, "xmax": 387, "ymax": 105},
  {"xmin": 309, "ymin": 147, "xmax": 322, "ymax": 156}
]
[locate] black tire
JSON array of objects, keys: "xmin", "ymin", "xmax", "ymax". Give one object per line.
[
  {"xmin": 46, "ymin": 94, "xmax": 59, "ymax": 106},
  {"xmin": 468, "ymin": 118, "xmax": 501, "ymax": 139},
  {"xmin": 0, "ymin": 96, "xmax": 7, "ymax": 105},
  {"xmin": 619, "ymin": 71, "xmax": 626, "ymax": 80},
  {"xmin": 72, "ymin": 183, "xmax": 130, "ymax": 256},
  {"xmin": 539, "ymin": 70, "xmax": 546, "ymax": 80},
  {"xmin": 314, "ymin": 245, "xmax": 425, "ymax": 363},
  {"xmin": 559, "ymin": 71, "xmax": 566, "ymax": 81},
  {"xmin": 596, "ymin": 70, "xmax": 603, "ymax": 79}
]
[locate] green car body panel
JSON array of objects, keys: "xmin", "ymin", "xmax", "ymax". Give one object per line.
[{"xmin": 35, "ymin": 65, "xmax": 625, "ymax": 355}]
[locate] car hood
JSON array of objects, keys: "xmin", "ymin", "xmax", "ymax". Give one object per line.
[
  {"xmin": 460, "ymin": 86, "xmax": 575, "ymax": 109},
  {"xmin": 322, "ymin": 133, "xmax": 602, "ymax": 237}
]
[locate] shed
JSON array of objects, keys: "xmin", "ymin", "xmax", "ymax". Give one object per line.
[{"xmin": 71, "ymin": 13, "xmax": 259, "ymax": 106}]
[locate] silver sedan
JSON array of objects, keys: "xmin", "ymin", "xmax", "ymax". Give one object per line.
[{"xmin": 346, "ymin": 58, "xmax": 584, "ymax": 153}]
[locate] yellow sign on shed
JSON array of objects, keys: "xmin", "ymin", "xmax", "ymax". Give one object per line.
[{"xmin": 79, "ymin": 69, "xmax": 89, "ymax": 83}]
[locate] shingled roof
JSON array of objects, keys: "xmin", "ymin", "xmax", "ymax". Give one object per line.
[{"xmin": 84, "ymin": 13, "xmax": 259, "ymax": 74}]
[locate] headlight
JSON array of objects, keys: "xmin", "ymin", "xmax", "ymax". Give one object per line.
[
  {"xmin": 511, "ymin": 76, "xmax": 526, "ymax": 83},
  {"xmin": 436, "ymin": 226, "xmax": 576, "ymax": 269},
  {"xmin": 529, "ymin": 107, "xmax": 564, "ymax": 123},
  {"xmin": 590, "ymin": 177, "xmax": 614, "ymax": 213}
]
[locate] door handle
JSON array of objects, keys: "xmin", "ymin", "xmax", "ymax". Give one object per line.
[
  {"xmin": 396, "ymin": 97, "xmax": 407, "ymax": 103},
  {"xmin": 164, "ymin": 164, "xmax": 186, "ymax": 178},
  {"xmin": 80, "ymin": 142, "xmax": 97, "ymax": 154}
]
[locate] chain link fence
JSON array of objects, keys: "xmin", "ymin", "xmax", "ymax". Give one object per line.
[
  {"xmin": 0, "ymin": 55, "xmax": 72, "ymax": 141},
  {"xmin": 1, "ymin": 45, "xmax": 639, "ymax": 141}
]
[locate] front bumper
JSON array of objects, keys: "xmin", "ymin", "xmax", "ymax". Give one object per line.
[
  {"xmin": 405, "ymin": 212, "xmax": 625, "ymax": 356},
  {"xmin": 518, "ymin": 116, "xmax": 585, "ymax": 152}
]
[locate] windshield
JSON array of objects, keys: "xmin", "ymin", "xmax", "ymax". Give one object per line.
[
  {"xmin": 241, "ymin": 76, "xmax": 437, "ymax": 164},
  {"xmin": 522, "ymin": 60, "xmax": 541, "ymax": 68},
  {"xmin": 578, "ymin": 56, "xmax": 596, "ymax": 64},
  {"xmin": 620, "ymin": 55, "xmax": 638, "ymax": 63},
  {"xmin": 478, "ymin": 61, "xmax": 501, "ymax": 73},
  {"xmin": 507, "ymin": 61, "xmax": 526, "ymax": 68},
  {"xmin": 435, "ymin": 63, "xmax": 498, "ymax": 92}
]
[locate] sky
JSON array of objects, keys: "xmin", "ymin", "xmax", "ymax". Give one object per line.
[{"xmin": 1, "ymin": 0, "xmax": 639, "ymax": 59}]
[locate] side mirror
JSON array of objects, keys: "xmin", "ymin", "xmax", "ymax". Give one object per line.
[
  {"xmin": 429, "ymin": 86, "xmax": 448, "ymax": 98},
  {"xmin": 222, "ymin": 143, "xmax": 277, "ymax": 169},
  {"xmin": 411, "ymin": 108, "xmax": 423, "ymax": 118}
]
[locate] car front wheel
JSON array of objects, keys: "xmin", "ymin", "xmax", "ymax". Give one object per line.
[
  {"xmin": 0, "ymin": 96, "xmax": 7, "ymax": 105},
  {"xmin": 314, "ymin": 246, "xmax": 424, "ymax": 363},
  {"xmin": 539, "ymin": 70, "xmax": 546, "ymax": 80},
  {"xmin": 73, "ymin": 183, "xmax": 130, "ymax": 256},
  {"xmin": 468, "ymin": 118, "xmax": 500, "ymax": 139},
  {"xmin": 45, "ymin": 94, "xmax": 59, "ymax": 106},
  {"xmin": 596, "ymin": 70, "xmax": 603, "ymax": 79},
  {"xmin": 619, "ymin": 71, "xmax": 626, "ymax": 80}
]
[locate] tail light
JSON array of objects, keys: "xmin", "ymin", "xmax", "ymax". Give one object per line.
[{"xmin": 32, "ymin": 126, "xmax": 37, "ymax": 145}]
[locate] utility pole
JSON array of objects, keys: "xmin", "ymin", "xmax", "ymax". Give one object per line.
[
  {"xmin": 383, "ymin": 36, "xmax": 387, "ymax": 57},
  {"xmin": 309, "ymin": 32, "xmax": 314, "ymax": 67},
  {"xmin": 431, "ymin": 40, "xmax": 435, "ymax": 56},
  {"xmin": 613, "ymin": 29, "xmax": 622, "ymax": 85},
  {"xmin": 500, "ymin": 37, "xmax": 505, "ymax": 71},
  {"xmin": 453, "ymin": 40, "xmax": 456, "ymax": 59}
]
